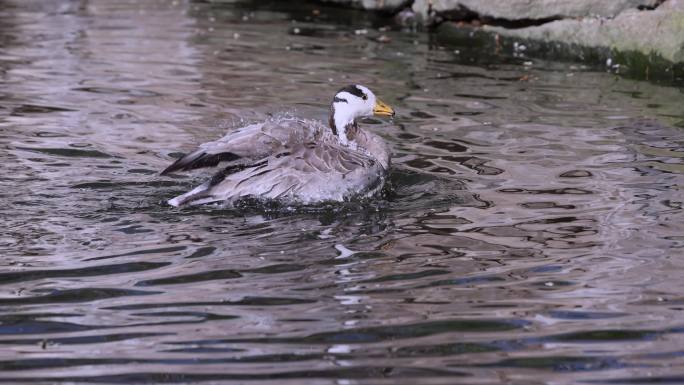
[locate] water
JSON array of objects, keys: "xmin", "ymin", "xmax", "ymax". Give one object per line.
[{"xmin": 1, "ymin": 0, "xmax": 684, "ymax": 383}]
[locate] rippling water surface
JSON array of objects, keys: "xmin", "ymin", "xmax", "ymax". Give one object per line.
[{"xmin": 2, "ymin": 0, "xmax": 684, "ymax": 384}]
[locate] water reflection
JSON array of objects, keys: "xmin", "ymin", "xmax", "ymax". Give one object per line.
[{"xmin": 1, "ymin": 0, "xmax": 684, "ymax": 384}]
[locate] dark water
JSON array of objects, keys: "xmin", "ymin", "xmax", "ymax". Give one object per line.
[{"xmin": 1, "ymin": 0, "xmax": 684, "ymax": 383}]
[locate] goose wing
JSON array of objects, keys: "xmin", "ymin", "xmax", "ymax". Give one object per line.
[
  {"xmin": 197, "ymin": 141, "xmax": 384, "ymax": 205},
  {"xmin": 161, "ymin": 118, "xmax": 319, "ymax": 175}
]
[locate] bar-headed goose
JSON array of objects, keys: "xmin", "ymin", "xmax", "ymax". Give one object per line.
[{"xmin": 162, "ymin": 85, "xmax": 394, "ymax": 207}]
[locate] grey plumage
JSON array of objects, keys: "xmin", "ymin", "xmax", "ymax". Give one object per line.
[{"xmin": 165, "ymin": 117, "xmax": 390, "ymax": 207}]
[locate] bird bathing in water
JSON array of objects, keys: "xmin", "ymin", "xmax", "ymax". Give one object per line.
[{"xmin": 161, "ymin": 85, "xmax": 395, "ymax": 207}]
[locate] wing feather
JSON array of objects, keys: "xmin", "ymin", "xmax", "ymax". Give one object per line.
[{"xmin": 161, "ymin": 119, "xmax": 320, "ymax": 175}]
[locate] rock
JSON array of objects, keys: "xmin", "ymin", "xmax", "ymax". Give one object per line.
[
  {"xmin": 483, "ymin": 2, "xmax": 684, "ymax": 63},
  {"xmin": 318, "ymin": 0, "xmax": 411, "ymax": 12},
  {"xmin": 394, "ymin": 7, "xmax": 418, "ymax": 28},
  {"xmin": 316, "ymin": 0, "xmax": 684, "ymax": 75},
  {"xmin": 412, "ymin": 0, "xmax": 662, "ymax": 20}
]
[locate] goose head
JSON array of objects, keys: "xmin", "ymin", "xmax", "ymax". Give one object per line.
[{"xmin": 329, "ymin": 84, "xmax": 394, "ymax": 145}]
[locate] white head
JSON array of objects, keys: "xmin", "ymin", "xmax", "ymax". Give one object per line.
[{"xmin": 329, "ymin": 84, "xmax": 394, "ymax": 145}]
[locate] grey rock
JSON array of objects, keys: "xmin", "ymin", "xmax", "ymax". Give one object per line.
[
  {"xmin": 412, "ymin": 0, "xmax": 661, "ymax": 20},
  {"xmin": 318, "ymin": 0, "xmax": 410, "ymax": 12},
  {"xmin": 317, "ymin": 0, "xmax": 684, "ymax": 67},
  {"xmin": 483, "ymin": 0, "xmax": 684, "ymax": 63}
]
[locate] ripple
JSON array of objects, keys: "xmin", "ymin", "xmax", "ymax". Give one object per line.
[
  {"xmin": 15, "ymin": 147, "xmax": 114, "ymax": 158},
  {"xmin": 85, "ymin": 246, "xmax": 188, "ymax": 262},
  {"xmin": 136, "ymin": 269, "xmax": 243, "ymax": 286},
  {"xmin": 205, "ymin": 318, "xmax": 529, "ymax": 344},
  {"xmin": 0, "ymin": 367, "xmax": 468, "ymax": 383},
  {"xmin": 0, "ymin": 288, "xmax": 159, "ymax": 306},
  {"xmin": 479, "ymin": 355, "xmax": 630, "ymax": 372},
  {"xmin": 11, "ymin": 104, "xmax": 75, "ymax": 115},
  {"xmin": 0, "ymin": 332, "xmax": 171, "ymax": 346},
  {"xmin": 104, "ymin": 296, "xmax": 317, "ymax": 311},
  {"xmin": 0, "ymin": 314, "xmax": 91, "ymax": 335},
  {"xmin": 551, "ymin": 329, "xmax": 660, "ymax": 343},
  {"xmin": 0, "ymin": 261, "xmax": 169, "ymax": 285}
]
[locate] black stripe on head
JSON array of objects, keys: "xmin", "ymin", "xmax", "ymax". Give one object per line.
[
  {"xmin": 333, "ymin": 96, "xmax": 348, "ymax": 103},
  {"xmin": 329, "ymin": 103, "xmax": 337, "ymax": 135},
  {"xmin": 338, "ymin": 85, "xmax": 366, "ymax": 100}
]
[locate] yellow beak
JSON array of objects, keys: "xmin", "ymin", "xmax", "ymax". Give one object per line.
[{"xmin": 373, "ymin": 99, "xmax": 395, "ymax": 117}]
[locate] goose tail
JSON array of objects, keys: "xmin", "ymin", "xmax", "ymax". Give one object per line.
[{"xmin": 168, "ymin": 182, "xmax": 214, "ymax": 207}]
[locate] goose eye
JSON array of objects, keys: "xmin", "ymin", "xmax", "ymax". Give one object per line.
[{"xmin": 362, "ymin": 94, "xmax": 368, "ymax": 101}]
